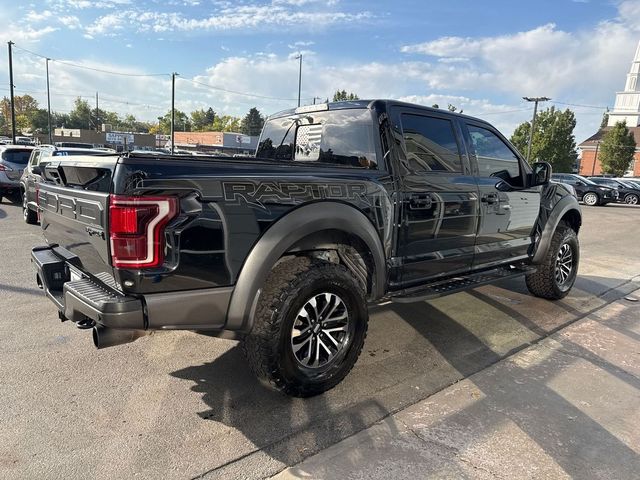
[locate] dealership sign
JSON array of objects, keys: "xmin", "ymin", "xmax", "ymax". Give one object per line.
[{"xmin": 106, "ymin": 132, "xmax": 135, "ymax": 144}]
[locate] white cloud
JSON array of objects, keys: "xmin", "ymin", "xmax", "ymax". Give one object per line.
[
  {"xmin": 83, "ymin": 2, "xmax": 372, "ymax": 36},
  {"xmin": 25, "ymin": 10, "xmax": 54, "ymax": 22},
  {"xmin": 59, "ymin": 15, "xmax": 82, "ymax": 29}
]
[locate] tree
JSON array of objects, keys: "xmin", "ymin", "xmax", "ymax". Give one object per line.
[
  {"xmin": 510, "ymin": 106, "xmax": 578, "ymax": 172},
  {"xmin": 599, "ymin": 121, "xmax": 637, "ymax": 176},
  {"xmin": 157, "ymin": 109, "xmax": 189, "ymax": 134},
  {"xmin": 600, "ymin": 111, "xmax": 609, "ymax": 129},
  {"xmin": 240, "ymin": 107, "xmax": 264, "ymax": 136},
  {"xmin": 332, "ymin": 90, "xmax": 359, "ymax": 102},
  {"xmin": 447, "ymin": 104, "xmax": 463, "ymax": 113},
  {"xmin": 211, "ymin": 115, "xmax": 241, "ymax": 132}
]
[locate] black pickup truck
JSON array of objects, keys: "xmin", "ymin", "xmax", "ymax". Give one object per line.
[{"xmin": 31, "ymin": 100, "xmax": 581, "ymax": 396}]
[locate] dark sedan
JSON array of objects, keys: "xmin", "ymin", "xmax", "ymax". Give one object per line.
[
  {"xmin": 588, "ymin": 177, "xmax": 640, "ymax": 205},
  {"xmin": 551, "ymin": 173, "xmax": 618, "ymax": 206}
]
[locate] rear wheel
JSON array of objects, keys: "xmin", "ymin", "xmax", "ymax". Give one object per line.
[
  {"xmin": 526, "ymin": 221, "xmax": 579, "ymax": 300},
  {"xmin": 242, "ymin": 256, "xmax": 368, "ymax": 397},
  {"xmin": 624, "ymin": 193, "xmax": 639, "ymax": 205},
  {"xmin": 22, "ymin": 192, "xmax": 37, "ymax": 224},
  {"xmin": 582, "ymin": 192, "xmax": 599, "ymax": 206}
]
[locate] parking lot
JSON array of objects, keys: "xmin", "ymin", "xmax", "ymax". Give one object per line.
[{"xmin": 1, "ymin": 199, "xmax": 639, "ymax": 480}]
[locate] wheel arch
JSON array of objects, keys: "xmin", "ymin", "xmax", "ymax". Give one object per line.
[
  {"xmin": 225, "ymin": 202, "xmax": 386, "ymax": 332},
  {"xmin": 532, "ymin": 195, "xmax": 582, "ymax": 264}
]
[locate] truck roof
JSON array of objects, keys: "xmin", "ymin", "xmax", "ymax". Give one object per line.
[{"xmin": 268, "ymin": 99, "xmax": 492, "ymax": 126}]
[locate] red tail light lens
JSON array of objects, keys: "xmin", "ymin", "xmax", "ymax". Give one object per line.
[
  {"xmin": 109, "ymin": 195, "xmax": 178, "ymax": 269},
  {"xmin": 0, "ymin": 164, "xmax": 12, "ymax": 171}
]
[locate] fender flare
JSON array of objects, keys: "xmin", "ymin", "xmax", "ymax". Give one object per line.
[
  {"xmin": 532, "ymin": 195, "xmax": 581, "ymax": 264},
  {"xmin": 225, "ymin": 201, "xmax": 386, "ymax": 332}
]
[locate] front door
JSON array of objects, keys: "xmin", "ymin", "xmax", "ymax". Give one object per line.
[
  {"xmin": 464, "ymin": 122, "xmax": 541, "ymax": 269},
  {"xmin": 395, "ymin": 110, "xmax": 480, "ymax": 287}
]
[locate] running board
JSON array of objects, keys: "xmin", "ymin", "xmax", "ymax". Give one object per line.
[{"xmin": 391, "ymin": 265, "xmax": 536, "ymax": 303}]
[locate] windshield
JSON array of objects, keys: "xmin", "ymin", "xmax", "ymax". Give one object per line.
[
  {"xmin": 575, "ymin": 175, "xmax": 597, "ymax": 185},
  {"xmin": 1, "ymin": 149, "xmax": 32, "ymax": 165},
  {"xmin": 256, "ymin": 109, "xmax": 377, "ymax": 169}
]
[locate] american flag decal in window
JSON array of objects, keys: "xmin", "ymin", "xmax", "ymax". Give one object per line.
[{"xmin": 295, "ymin": 124, "xmax": 322, "ymax": 161}]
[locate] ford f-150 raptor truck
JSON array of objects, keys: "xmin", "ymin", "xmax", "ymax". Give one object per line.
[{"xmin": 31, "ymin": 100, "xmax": 581, "ymax": 396}]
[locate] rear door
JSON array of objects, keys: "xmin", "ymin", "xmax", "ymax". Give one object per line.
[
  {"xmin": 394, "ymin": 108, "xmax": 479, "ymax": 286},
  {"xmin": 464, "ymin": 122, "xmax": 541, "ymax": 269}
]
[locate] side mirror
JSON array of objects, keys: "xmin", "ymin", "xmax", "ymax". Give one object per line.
[
  {"xmin": 531, "ymin": 161, "xmax": 551, "ymax": 186},
  {"xmin": 32, "ymin": 165, "xmax": 41, "ymax": 175}
]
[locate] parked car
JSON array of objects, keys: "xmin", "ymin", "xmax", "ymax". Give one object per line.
[
  {"xmin": 53, "ymin": 142, "xmax": 95, "ymax": 149},
  {"xmin": 551, "ymin": 173, "xmax": 618, "ymax": 206},
  {"xmin": 0, "ymin": 145, "xmax": 34, "ymax": 203},
  {"xmin": 31, "ymin": 100, "xmax": 582, "ymax": 397},
  {"xmin": 588, "ymin": 177, "xmax": 640, "ymax": 205},
  {"xmin": 617, "ymin": 178, "xmax": 640, "ymax": 191},
  {"xmin": 20, "ymin": 145, "xmax": 117, "ymax": 224}
]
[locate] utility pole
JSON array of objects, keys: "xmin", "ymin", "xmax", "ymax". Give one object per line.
[
  {"xmin": 171, "ymin": 72, "xmax": 177, "ymax": 155},
  {"xmin": 522, "ymin": 96, "xmax": 550, "ymax": 162},
  {"xmin": 7, "ymin": 41, "xmax": 17, "ymax": 144},
  {"xmin": 46, "ymin": 58, "xmax": 52, "ymax": 144},
  {"xmin": 296, "ymin": 53, "xmax": 302, "ymax": 107},
  {"xmin": 95, "ymin": 91, "xmax": 99, "ymax": 132},
  {"xmin": 591, "ymin": 140, "xmax": 601, "ymax": 176}
]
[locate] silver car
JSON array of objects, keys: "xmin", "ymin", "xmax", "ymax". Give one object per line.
[{"xmin": 0, "ymin": 145, "xmax": 34, "ymax": 202}]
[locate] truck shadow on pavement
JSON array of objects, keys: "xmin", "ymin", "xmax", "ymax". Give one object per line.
[{"xmin": 170, "ymin": 274, "xmax": 638, "ymax": 478}]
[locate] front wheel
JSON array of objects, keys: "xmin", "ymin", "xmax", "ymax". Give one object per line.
[
  {"xmin": 526, "ymin": 221, "xmax": 579, "ymax": 300},
  {"xmin": 624, "ymin": 194, "xmax": 639, "ymax": 205},
  {"xmin": 242, "ymin": 256, "xmax": 368, "ymax": 397},
  {"xmin": 582, "ymin": 192, "xmax": 599, "ymax": 206},
  {"xmin": 22, "ymin": 193, "xmax": 37, "ymax": 224}
]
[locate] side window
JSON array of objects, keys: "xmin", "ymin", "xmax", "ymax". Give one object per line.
[
  {"xmin": 29, "ymin": 150, "xmax": 40, "ymax": 167},
  {"xmin": 401, "ymin": 114, "xmax": 463, "ymax": 172},
  {"xmin": 467, "ymin": 125, "xmax": 520, "ymax": 179}
]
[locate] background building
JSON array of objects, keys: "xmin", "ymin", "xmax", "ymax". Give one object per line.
[
  {"xmin": 36, "ymin": 127, "xmax": 156, "ymax": 151},
  {"xmin": 578, "ymin": 41, "xmax": 640, "ymax": 177},
  {"xmin": 173, "ymin": 131, "xmax": 258, "ymax": 155}
]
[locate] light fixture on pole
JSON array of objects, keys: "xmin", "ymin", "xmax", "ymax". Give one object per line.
[{"xmin": 523, "ymin": 96, "xmax": 551, "ymax": 162}]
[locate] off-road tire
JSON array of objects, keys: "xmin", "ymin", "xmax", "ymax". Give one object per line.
[
  {"xmin": 22, "ymin": 193, "xmax": 37, "ymax": 224},
  {"xmin": 242, "ymin": 256, "xmax": 368, "ymax": 397},
  {"xmin": 526, "ymin": 221, "xmax": 579, "ymax": 300}
]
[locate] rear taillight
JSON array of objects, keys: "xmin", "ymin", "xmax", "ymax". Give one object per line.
[
  {"xmin": 109, "ymin": 195, "xmax": 178, "ymax": 269},
  {"xmin": 0, "ymin": 164, "xmax": 12, "ymax": 171}
]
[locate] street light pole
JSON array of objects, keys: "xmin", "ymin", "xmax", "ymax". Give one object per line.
[
  {"xmin": 523, "ymin": 96, "xmax": 550, "ymax": 162},
  {"xmin": 46, "ymin": 58, "xmax": 52, "ymax": 144},
  {"xmin": 296, "ymin": 53, "xmax": 302, "ymax": 107},
  {"xmin": 171, "ymin": 72, "xmax": 178, "ymax": 155},
  {"xmin": 7, "ymin": 41, "xmax": 17, "ymax": 144}
]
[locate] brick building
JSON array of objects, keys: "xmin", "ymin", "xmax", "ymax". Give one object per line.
[
  {"xmin": 578, "ymin": 41, "xmax": 640, "ymax": 177},
  {"xmin": 173, "ymin": 131, "xmax": 258, "ymax": 155}
]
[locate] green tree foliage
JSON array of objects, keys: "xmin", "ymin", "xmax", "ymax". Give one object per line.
[
  {"xmin": 156, "ymin": 109, "xmax": 190, "ymax": 134},
  {"xmin": 510, "ymin": 106, "xmax": 578, "ymax": 172},
  {"xmin": 240, "ymin": 107, "xmax": 265, "ymax": 136},
  {"xmin": 190, "ymin": 107, "xmax": 217, "ymax": 131},
  {"xmin": 600, "ymin": 111, "xmax": 609, "ymax": 129},
  {"xmin": 211, "ymin": 115, "xmax": 241, "ymax": 132},
  {"xmin": 332, "ymin": 90, "xmax": 359, "ymax": 101},
  {"xmin": 599, "ymin": 121, "xmax": 637, "ymax": 176}
]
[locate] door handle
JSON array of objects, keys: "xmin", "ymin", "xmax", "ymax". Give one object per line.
[
  {"xmin": 481, "ymin": 193, "xmax": 498, "ymax": 204},
  {"xmin": 409, "ymin": 194, "xmax": 433, "ymax": 210}
]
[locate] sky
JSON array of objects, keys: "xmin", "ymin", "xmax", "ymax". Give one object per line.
[{"xmin": 0, "ymin": 0, "xmax": 639, "ymax": 143}]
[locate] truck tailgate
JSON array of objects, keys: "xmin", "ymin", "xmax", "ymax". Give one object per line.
[{"xmin": 38, "ymin": 156, "xmax": 116, "ymax": 276}]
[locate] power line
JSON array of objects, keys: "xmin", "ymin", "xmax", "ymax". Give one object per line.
[
  {"xmin": 552, "ymin": 101, "xmax": 608, "ymax": 110},
  {"xmin": 180, "ymin": 76, "xmax": 315, "ymax": 102},
  {"xmin": 12, "ymin": 44, "xmax": 171, "ymax": 78}
]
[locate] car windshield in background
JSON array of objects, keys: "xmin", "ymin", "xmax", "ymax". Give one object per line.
[
  {"xmin": 52, "ymin": 150, "xmax": 103, "ymax": 156},
  {"xmin": 256, "ymin": 109, "xmax": 377, "ymax": 169},
  {"xmin": 1, "ymin": 150, "xmax": 32, "ymax": 164},
  {"xmin": 576, "ymin": 175, "xmax": 597, "ymax": 185}
]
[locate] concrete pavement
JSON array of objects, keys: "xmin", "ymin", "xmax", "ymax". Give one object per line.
[{"xmin": 274, "ymin": 287, "xmax": 640, "ymax": 480}]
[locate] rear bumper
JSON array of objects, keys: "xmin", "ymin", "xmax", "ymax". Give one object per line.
[{"xmin": 32, "ymin": 245, "xmax": 233, "ymax": 333}]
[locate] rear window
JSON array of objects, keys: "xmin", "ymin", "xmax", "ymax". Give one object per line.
[
  {"xmin": 256, "ymin": 109, "xmax": 377, "ymax": 169},
  {"xmin": 1, "ymin": 149, "xmax": 32, "ymax": 165}
]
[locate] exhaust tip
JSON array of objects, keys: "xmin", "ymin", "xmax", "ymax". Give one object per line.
[{"xmin": 92, "ymin": 325, "xmax": 144, "ymax": 349}]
